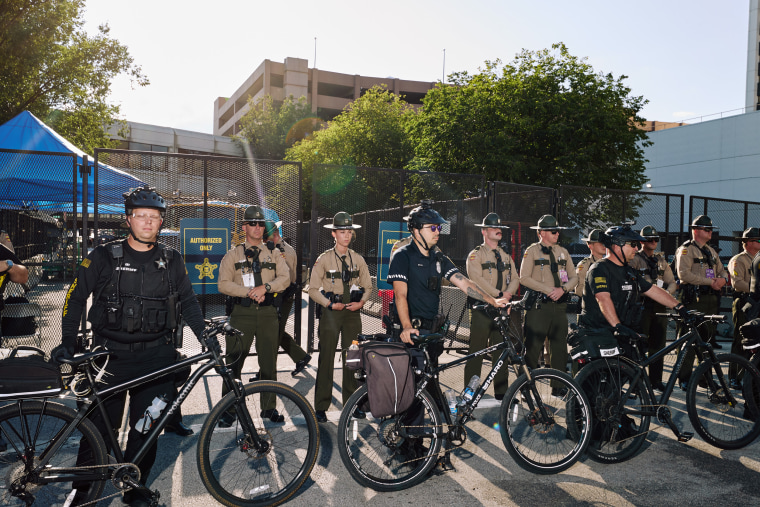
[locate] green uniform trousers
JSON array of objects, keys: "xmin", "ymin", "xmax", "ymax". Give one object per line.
[
  {"xmin": 639, "ymin": 301, "xmax": 669, "ymax": 384},
  {"xmin": 677, "ymin": 294, "xmax": 718, "ymax": 384},
  {"xmin": 278, "ymin": 295, "xmax": 308, "ymax": 363},
  {"xmin": 524, "ymin": 302, "xmax": 569, "ymax": 384},
  {"xmin": 730, "ymin": 297, "xmax": 751, "ymax": 381},
  {"xmin": 465, "ymin": 309, "xmax": 509, "ymax": 397},
  {"xmin": 224, "ymin": 303, "xmax": 279, "ymax": 410},
  {"xmin": 314, "ymin": 307, "xmax": 361, "ymax": 411}
]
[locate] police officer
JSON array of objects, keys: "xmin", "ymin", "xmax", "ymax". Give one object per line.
[
  {"xmin": 575, "ymin": 229, "xmax": 605, "ymax": 300},
  {"xmin": 629, "ymin": 225, "xmax": 676, "ymax": 391},
  {"xmin": 519, "ymin": 215, "xmax": 577, "ymax": 387},
  {"xmin": 676, "ymin": 215, "xmax": 728, "ymax": 390},
  {"xmin": 727, "ymin": 227, "xmax": 760, "ymax": 386},
  {"xmin": 465, "ymin": 212, "xmax": 519, "ymax": 400},
  {"xmin": 579, "ymin": 225, "xmax": 682, "ymax": 349},
  {"xmin": 264, "ymin": 219, "xmax": 311, "ymax": 376},
  {"xmin": 309, "ymin": 212, "xmax": 372, "ymax": 423},
  {"xmin": 56, "ymin": 186, "xmax": 206, "ymax": 506},
  {"xmin": 218, "ymin": 206, "xmax": 289, "ymax": 425}
]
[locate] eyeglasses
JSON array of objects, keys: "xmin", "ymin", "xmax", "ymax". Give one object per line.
[
  {"xmin": 626, "ymin": 241, "xmax": 641, "ymax": 249},
  {"xmin": 131, "ymin": 213, "xmax": 162, "ymax": 223},
  {"xmin": 425, "ymin": 225, "xmax": 444, "ymax": 232},
  {"xmin": 543, "ymin": 230, "xmax": 560, "ymax": 235},
  {"xmin": 244, "ymin": 221, "xmax": 265, "ymax": 227}
]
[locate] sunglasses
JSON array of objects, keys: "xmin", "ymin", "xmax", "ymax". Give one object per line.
[
  {"xmin": 644, "ymin": 238, "xmax": 658, "ymax": 243},
  {"xmin": 543, "ymin": 230, "xmax": 560, "ymax": 235},
  {"xmin": 626, "ymin": 241, "xmax": 642, "ymax": 249},
  {"xmin": 244, "ymin": 221, "xmax": 265, "ymax": 227},
  {"xmin": 425, "ymin": 225, "xmax": 444, "ymax": 232}
]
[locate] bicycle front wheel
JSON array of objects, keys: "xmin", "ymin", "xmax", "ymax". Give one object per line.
[
  {"xmin": 499, "ymin": 368, "xmax": 591, "ymax": 474},
  {"xmin": 337, "ymin": 384, "xmax": 443, "ymax": 492},
  {"xmin": 573, "ymin": 357, "xmax": 651, "ymax": 463},
  {"xmin": 687, "ymin": 353, "xmax": 760, "ymax": 449},
  {"xmin": 0, "ymin": 400, "xmax": 108, "ymax": 506},
  {"xmin": 197, "ymin": 381, "xmax": 319, "ymax": 507}
]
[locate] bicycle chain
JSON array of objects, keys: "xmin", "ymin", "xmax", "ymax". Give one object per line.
[{"xmin": 50, "ymin": 462, "xmax": 141, "ymax": 507}]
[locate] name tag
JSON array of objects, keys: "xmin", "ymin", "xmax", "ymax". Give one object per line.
[
  {"xmin": 621, "ymin": 284, "xmax": 632, "ymax": 291},
  {"xmin": 559, "ymin": 269, "xmax": 569, "ymax": 283},
  {"xmin": 657, "ymin": 279, "xmax": 664, "ymax": 288},
  {"xmin": 705, "ymin": 268, "xmax": 715, "ymax": 279},
  {"xmin": 600, "ymin": 347, "xmax": 620, "ymax": 357},
  {"xmin": 243, "ymin": 273, "xmax": 256, "ymax": 288}
]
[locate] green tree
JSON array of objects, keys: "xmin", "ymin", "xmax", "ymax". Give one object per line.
[
  {"xmin": 285, "ymin": 85, "xmax": 417, "ymax": 217},
  {"xmin": 0, "ymin": 0, "xmax": 148, "ymax": 153},
  {"xmin": 409, "ymin": 43, "xmax": 651, "ymax": 192},
  {"xmin": 235, "ymin": 95, "xmax": 322, "ymax": 160}
]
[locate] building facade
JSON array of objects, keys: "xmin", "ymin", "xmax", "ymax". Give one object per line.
[{"xmin": 213, "ymin": 57, "xmax": 438, "ymax": 137}]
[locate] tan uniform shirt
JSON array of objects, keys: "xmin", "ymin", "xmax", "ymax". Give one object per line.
[
  {"xmin": 574, "ymin": 254, "xmax": 603, "ymax": 298},
  {"xmin": 276, "ymin": 240, "xmax": 298, "ymax": 285},
  {"xmin": 466, "ymin": 244, "xmax": 519, "ymax": 297},
  {"xmin": 309, "ymin": 247, "xmax": 372, "ymax": 308},
  {"xmin": 218, "ymin": 241, "xmax": 290, "ymax": 297},
  {"xmin": 519, "ymin": 241, "xmax": 578, "ymax": 295},
  {"xmin": 389, "ymin": 235, "xmax": 413, "ymax": 263},
  {"xmin": 630, "ymin": 250, "xmax": 677, "ymax": 296},
  {"xmin": 676, "ymin": 241, "xmax": 727, "ymax": 287},
  {"xmin": 729, "ymin": 250, "xmax": 753, "ymax": 294}
]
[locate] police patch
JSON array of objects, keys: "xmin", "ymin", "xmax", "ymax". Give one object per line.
[
  {"xmin": 81, "ymin": 258, "xmax": 91, "ymax": 268},
  {"xmin": 681, "ymin": 248, "xmax": 688, "ymax": 255},
  {"xmin": 594, "ymin": 276, "xmax": 606, "ymax": 284}
]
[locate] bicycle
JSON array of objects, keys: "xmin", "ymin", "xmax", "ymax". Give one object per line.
[
  {"xmin": 572, "ymin": 311, "xmax": 760, "ymax": 464},
  {"xmin": 0, "ymin": 316, "xmax": 319, "ymax": 506},
  {"xmin": 336, "ymin": 294, "xmax": 592, "ymax": 491}
]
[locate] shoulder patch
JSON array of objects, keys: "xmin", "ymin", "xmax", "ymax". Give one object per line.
[
  {"xmin": 680, "ymin": 248, "xmax": 688, "ymax": 255},
  {"xmin": 81, "ymin": 258, "xmax": 91, "ymax": 268}
]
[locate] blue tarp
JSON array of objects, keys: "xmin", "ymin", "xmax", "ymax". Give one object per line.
[{"xmin": 0, "ymin": 111, "xmax": 144, "ymax": 210}]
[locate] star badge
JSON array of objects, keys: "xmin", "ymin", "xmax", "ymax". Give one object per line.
[{"xmin": 155, "ymin": 258, "xmax": 168, "ymax": 270}]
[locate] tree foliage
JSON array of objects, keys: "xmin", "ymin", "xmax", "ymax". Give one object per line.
[
  {"xmin": 409, "ymin": 43, "xmax": 651, "ymax": 192},
  {"xmin": 235, "ymin": 95, "xmax": 322, "ymax": 160},
  {"xmin": 0, "ymin": 0, "xmax": 147, "ymax": 153},
  {"xmin": 285, "ymin": 86, "xmax": 417, "ymax": 217}
]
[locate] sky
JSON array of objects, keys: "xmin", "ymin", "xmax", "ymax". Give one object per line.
[{"xmin": 83, "ymin": 0, "xmax": 751, "ymax": 135}]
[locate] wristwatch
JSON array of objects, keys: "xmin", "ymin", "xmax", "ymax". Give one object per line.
[
  {"xmin": 264, "ymin": 283, "xmax": 271, "ymax": 292},
  {"xmin": 3, "ymin": 259, "xmax": 12, "ymax": 272}
]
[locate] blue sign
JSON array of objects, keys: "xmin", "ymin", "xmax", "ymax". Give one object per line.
[
  {"xmin": 377, "ymin": 221, "xmax": 411, "ymax": 290},
  {"xmin": 181, "ymin": 218, "xmax": 230, "ymax": 295}
]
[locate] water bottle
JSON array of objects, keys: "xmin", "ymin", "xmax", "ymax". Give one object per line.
[
  {"xmin": 135, "ymin": 395, "xmax": 168, "ymax": 434},
  {"xmin": 461, "ymin": 375, "xmax": 480, "ymax": 403},
  {"xmin": 349, "ymin": 340, "xmax": 359, "ymax": 350},
  {"xmin": 444, "ymin": 389, "xmax": 458, "ymax": 416}
]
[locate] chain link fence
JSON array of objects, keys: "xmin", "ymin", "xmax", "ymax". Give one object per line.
[{"xmin": 689, "ymin": 195, "xmax": 760, "ymax": 264}]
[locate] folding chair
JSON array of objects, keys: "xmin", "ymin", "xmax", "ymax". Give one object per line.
[{"xmin": 1, "ymin": 302, "xmax": 42, "ymax": 348}]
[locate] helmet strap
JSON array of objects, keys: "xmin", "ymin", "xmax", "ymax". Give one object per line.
[
  {"xmin": 610, "ymin": 244, "xmax": 627, "ymax": 266},
  {"xmin": 412, "ymin": 228, "xmax": 432, "ymax": 252}
]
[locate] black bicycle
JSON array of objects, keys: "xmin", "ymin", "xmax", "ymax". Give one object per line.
[
  {"xmin": 573, "ymin": 311, "xmax": 760, "ymax": 464},
  {"xmin": 336, "ymin": 295, "xmax": 592, "ymax": 491},
  {"xmin": 0, "ymin": 317, "xmax": 319, "ymax": 506}
]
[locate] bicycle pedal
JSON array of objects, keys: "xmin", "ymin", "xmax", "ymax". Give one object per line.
[{"xmin": 678, "ymin": 432, "xmax": 694, "ymax": 442}]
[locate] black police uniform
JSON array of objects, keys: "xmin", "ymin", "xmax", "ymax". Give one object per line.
[
  {"xmin": 0, "ymin": 244, "xmax": 23, "ymax": 340},
  {"xmin": 579, "ymin": 259, "xmax": 652, "ymax": 332},
  {"xmin": 61, "ymin": 239, "xmax": 205, "ymax": 490}
]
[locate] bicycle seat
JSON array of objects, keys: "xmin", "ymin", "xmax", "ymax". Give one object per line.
[{"xmin": 58, "ymin": 349, "xmax": 113, "ymax": 367}]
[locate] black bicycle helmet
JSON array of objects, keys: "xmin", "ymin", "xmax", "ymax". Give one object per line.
[
  {"xmin": 124, "ymin": 185, "xmax": 167, "ymax": 216},
  {"xmin": 602, "ymin": 224, "xmax": 647, "ymax": 248},
  {"xmin": 407, "ymin": 200, "xmax": 447, "ymax": 232}
]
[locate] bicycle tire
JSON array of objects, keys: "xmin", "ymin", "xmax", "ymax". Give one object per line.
[
  {"xmin": 686, "ymin": 353, "xmax": 760, "ymax": 449},
  {"xmin": 337, "ymin": 384, "xmax": 443, "ymax": 491},
  {"xmin": 197, "ymin": 381, "xmax": 319, "ymax": 507},
  {"xmin": 499, "ymin": 368, "xmax": 591, "ymax": 474},
  {"xmin": 573, "ymin": 357, "xmax": 651, "ymax": 463},
  {"xmin": 0, "ymin": 400, "xmax": 108, "ymax": 506}
]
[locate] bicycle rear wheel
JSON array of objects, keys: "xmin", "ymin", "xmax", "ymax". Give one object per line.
[
  {"xmin": 573, "ymin": 357, "xmax": 651, "ymax": 463},
  {"xmin": 0, "ymin": 400, "xmax": 108, "ymax": 506},
  {"xmin": 337, "ymin": 384, "xmax": 443, "ymax": 491},
  {"xmin": 687, "ymin": 353, "xmax": 760, "ymax": 449},
  {"xmin": 499, "ymin": 368, "xmax": 591, "ymax": 474},
  {"xmin": 197, "ymin": 381, "xmax": 319, "ymax": 507}
]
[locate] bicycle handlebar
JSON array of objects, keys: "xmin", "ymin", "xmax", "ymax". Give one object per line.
[{"xmin": 655, "ymin": 311, "xmax": 725, "ymax": 323}]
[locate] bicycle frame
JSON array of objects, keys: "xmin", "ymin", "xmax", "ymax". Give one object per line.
[{"xmin": 21, "ymin": 327, "xmax": 253, "ymax": 486}]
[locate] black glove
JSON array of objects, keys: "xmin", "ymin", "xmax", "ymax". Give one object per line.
[
  {"xmin": 614, "ymin": 323, "xmax": 639, "ymax": 339},
  {"xmin": 674, "ymin": 304, "xmax": 697, "ymax": 325},
  {"xmin": 51, "ymin": 343, "xmax": 75, "ymax": 365}
]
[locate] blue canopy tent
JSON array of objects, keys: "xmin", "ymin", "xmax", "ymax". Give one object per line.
[{"xmin": 0, "ymin": 111, "xmax": 144, "ymax": 211}]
